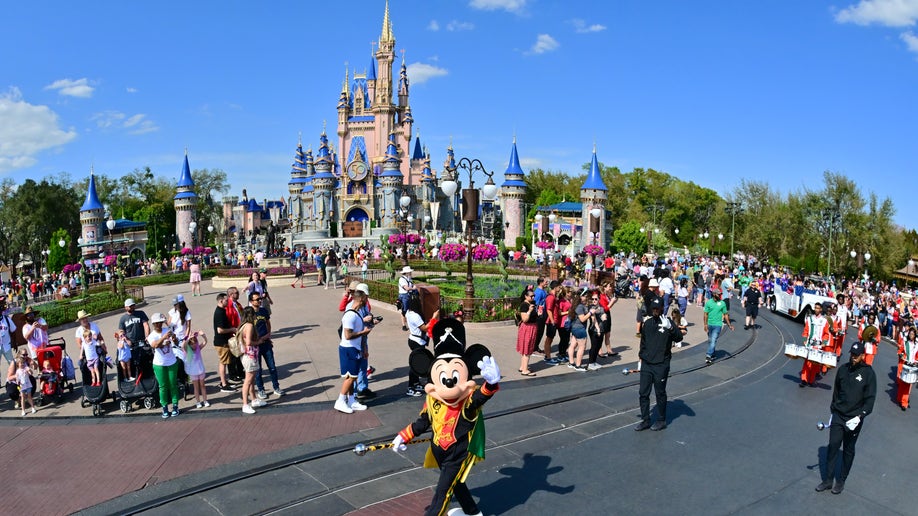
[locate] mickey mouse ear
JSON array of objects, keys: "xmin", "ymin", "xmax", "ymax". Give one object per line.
[{"xmin": 464, "ymin": 344, "xmax": 491, "ymax": 376}]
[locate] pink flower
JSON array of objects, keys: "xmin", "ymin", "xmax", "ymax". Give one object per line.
[
  {"xmin": 472, "ymin": 243, "xmax": 498, "ymax": 261},
  {"xmin": 439, "ymin": 243, "xmax": 467, "ymax": 262},
  {"xmin": 536, "ymin": 240, "xmax": 554, "ymax": 250}
]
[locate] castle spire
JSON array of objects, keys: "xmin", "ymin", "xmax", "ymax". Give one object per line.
[
  {"xmin": 581, "ymin": 146, "xmax": 607, "ymax": 191},
  {"xmin": 380, "ymin": 0, "xmax": 394, "ymax": 43},
  {"xmin": 80, "ymin": 166, "xmax": 105, "ymax": 212}
]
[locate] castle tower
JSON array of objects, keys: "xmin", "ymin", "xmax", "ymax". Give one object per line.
[
  {"xmin": 302, "ymin": 147, "xmax": 315, "ymax": 231},
  {"xmin": 500, "ymin": 137, "xmax": 528, "ymax": 247},
  {"xmin": 580, "ymin": 145, "xmax": 608, "ymax": 250},
  {"xmin": 79, "ymin": 166, "xmax": 106, "ymax": 260},
  {"xmin": 288, "ymin": 136, "xmax": 309, "ymax": 233},
  {"xmin": 174, "ymin": 151, "xmax": 198, "ymax": 250},
  {"xmin": 311, "ymin": 131, "xmax": 336, "ymax": 233},
  {"xmin": 378, "ymin": 132, "xmax": 404, "ymax": 229}
]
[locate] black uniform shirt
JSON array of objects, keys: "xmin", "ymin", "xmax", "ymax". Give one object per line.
[
  {"xmin": 831, "ymin": 360, "xmax": 877, "ymax": 419},
  {"xmin": 639, "ymin": 315, "xmax": 684, "ymax": 365}
]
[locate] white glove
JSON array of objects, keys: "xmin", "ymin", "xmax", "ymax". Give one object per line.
[
  {"xmin": 391, "ymin": 434, "xmax": 407, "ymax": 453},
  {"xmin": 661, "ymin": 316, "xmax": 672, "ymax": 330},
  {"xmin": 845, "ymin": 415, "xmax": 861, "ymax": 431},
  {"xmin": 478, "ymin": 356, "xmax": 501, "ymax": 384}
]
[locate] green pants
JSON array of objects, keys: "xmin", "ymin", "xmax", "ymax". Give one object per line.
[{"xmin": 153, "ymin": 363, "xmax": 179, "ymax": 408}]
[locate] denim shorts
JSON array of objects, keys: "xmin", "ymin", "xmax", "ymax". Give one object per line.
[{"xmin": 571, "ymin": 327, "xmax": 587, "ymax": 340}]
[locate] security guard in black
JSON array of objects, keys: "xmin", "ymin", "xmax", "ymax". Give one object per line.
[{"xmin": 636, "ymin": 296, "xmax": 683, "ymax": 431}]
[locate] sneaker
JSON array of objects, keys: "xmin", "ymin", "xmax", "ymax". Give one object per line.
[
  {"xmin": 544, "ymin": 357, "xmax": 559, "ymax": 365},
  {"xmin": 650, "ymin": 420, "xmax": 667, "ymax": 431},
  {"xmin": 196, "ymin": 402, "xmax": 203, "ymax": 409},
  {"xmin": 220, "ymin": 384, "xmax": 236, "ymax": 393},
  {"xmin": 251, "ymin": 399, "xmax": 267, "ymax": 408},
  {"xmin": 634, "ymin": 420, "xmax": 651, "ymax": 431},
  {"xmin": 242, "ymin": 404, "xmax": 256, "ymax": 414},
  {"xmin": 705, "ymin": 355, "xmax": 713, "ymax": 364},
  {"xmin": 291, "ymin": 284, "xmax": 296, "ymax": 288},
  {"xmin": 349, "ymin": 400, "xmax": 368, "ymax": 411},
  {"xmin": 203, "ymin": 401, "xmax": 210, "ymax": 407},
  {"xmin": 402, "ymin": 325, "xmax": 408, "ymax": 331},
  {"xmin": 588, "ymin": 363, "xmax": 602, "ymax": 371},
  {"xmin": 256, "ymin": 390, "xmax": 268, "ymax": 400},
  {"xmin": 300, "ymin": 285, "xmax": 306, "ymax": 288},
  {"xmin": 273, "ymin": 389, "xmax": 285, "ymax": 397},
  {"xmin": 576, "ymin": 365, "xmax": 588, "ymax": 372},
  {"xmin": 162, "ymin": 408, "xmax": 170, "ymax": 419},
  {"xmin": 367, "ymin": 366, "xmax": 376, "ymax": 376},
  {"xmin": 334, "ymin": 398, "xmax": 353, "ymax": 413},
  {"xmin": 831, "ymin": 481, "xmax": 845, "ymax": 494},
  {"xmin": 21, "ymin": 411, "xmax": 26, "ymax": 417},
  {"xmin": 815, "ymin": 480, "xmax": 833, "ymax": 492},
  {"xmin": 567, "ymin": 363, "xmax": 576, "ymax": 369},
  {"xmin": 31, "ymin": 407, "xmax": 36, "ymax": 414},
  {"xmin": 406, "ymin": 388, "xmax": 423, "ymax": 397},
  {"xmin": 559, "ymin": 356, "xmax": 569, "ymax": 363},
  {"xmin": 356, "ymin": 389, "xmax": 376, "ymax": 400},
  {"xmin": 171, "ymin": 407, "xmax": 179, "ymax": 417}
]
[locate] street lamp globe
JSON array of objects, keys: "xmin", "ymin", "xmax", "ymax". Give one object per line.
[
  {"xmin": 440, "ymin": 179, "xmax": 458, "ymax": 197},
  {"xmin": 548, "ymin": 213, "xmax": 556, "ymax": 223},
  {"xmin": 207, "ymin": 224, "xmax": 214, "ymax": 233},
  {"xmin": 640, "ymin": 227, "xmax": 645, "ymax": 233},
  {"xmin": 704, "ymin": 232, "xmax": 709, "ymax": 239},
  {"xmin": 535, "ymin": 214, "xmax": 543, "ymax": 222},
  {"xmin": 106, "ymin": 219, "xmax": 116, "ymax": 231},
  {"xmin": 407, "ymin": 215, "xmax": 414, "ymax": 223},
  {"xmin": 589, "ymin": 208, "xmax": 602, "ymax": 219},
  {"xmin": 718, "ymin": 233, "xmax": 724, "ymax": 240},
  {"xmin": 482, "ymin": 178, "xmax": 498, "ymax": 201},
  {"xmin": 189, "ymin": 221, "xmax": 197, "ymax": 233},
  {"xmin": 59, "ymin": 239, "xmax": 66, "ymax": 248},
  {"xmin": 864, "ymin": 252, "xmax": 871, "ymax": 261},
  {"xmin": 423, "ymin": 215, "xmax": 431, "ymax": 224},
  {"xmin": 77, "ymin": 237, "xmax": 83, "ymax": 246},
  {"xmin": 850, "ymin": 250, "xmax": 857, "ymax": 258},
  {"xmin": 674, "ymin": 228, "xmax": 680, "ymax": 235},
  {"xmin": 399, "ymin": 194, "xmax": 412, "ymax": 209}
]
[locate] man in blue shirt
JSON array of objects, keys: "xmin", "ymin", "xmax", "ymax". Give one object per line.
[{"xmin": 533, "ymin": 277, "xmax": 550, "ymax": 363}]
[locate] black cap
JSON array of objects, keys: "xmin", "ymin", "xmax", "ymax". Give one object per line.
[
  {"xmin": 850, "ymin": 341, "xmax": 865, "ymax": 356},
  {"xmin": 649, "ymin": 296, "xmax": 663, "ymax": 310}
]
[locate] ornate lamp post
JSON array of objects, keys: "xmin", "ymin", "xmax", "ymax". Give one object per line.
[
  {"xmin": 398, "ymin": 194, "xmax": 412, "ymax": 267},
  {"xmin": 589, "ymin": 207, "xmax": 602, "ymax": 245},
  {"xmin": 725, "ymin": 201, "xmax": 743, "ymax": 269},
  {"xmin": 440, "ymin": 157, "xmax": 498, "ymax": 314},
  {"xmin": 106, "ymin": 216, "xmax": 116, "ymax": 267},
  {"xmin": 189, "ymin": 220, "xmax": 197, "ymax": 261}
]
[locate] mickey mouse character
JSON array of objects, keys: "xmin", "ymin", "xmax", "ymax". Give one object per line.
[{"xmin": 391, "ymin": 318, "xmax": 501, "ymax": 516}]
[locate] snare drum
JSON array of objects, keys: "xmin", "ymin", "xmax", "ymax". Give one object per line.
[
  {"xmin": 814, "ymin": 350, "xmax": 837, "ymax": 368},
  {"xmin": 900, "ymin": 364, "xmax": 918, "ymax": 384}
]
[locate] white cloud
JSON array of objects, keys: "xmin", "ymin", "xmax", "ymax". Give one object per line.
[
  {"xmin": 90, "ymin": 110, "xmax": 159, "ymax": 134},
  {"xmin": 44, "ymin": 78, "xmax": 95, "ymax": 98},
  {"xmin": 902, "ymin": 31, "xmax": 918, "ymax": 53},
  {"xmin": 835, "ymin": 0, "xmax": 918, "ymax": 27},
  {"xmin": 529, "ymin": 34, "xmax": 560, "ymax": 54},
  {"xmin": 447, "ymin": 20, "xmax": 475, "ymax": 31},
  {"xmin": 0, "ymin": 87, "xmax": 77, "ymax": 173},
  {"xmin": 406, "ymin": 62, "xmax": 448, "ymax": 85},
  {"xmin": 427, "ymin": 20, "xmax": 440, "ymax": 31},
  {"xmin": 469, "ymin": 0, "xmax": 527, "ymax": 13},
  {"xmin": 570, "ymin": 18, "xmax": 607, "ymax": 33},
  {"xmin": 520, "ymin": 157, "xmax": 543, "ymax": 169},
  {"xmin": 126, "ymin": 87, "xmax": 138, "ymax": 93}
]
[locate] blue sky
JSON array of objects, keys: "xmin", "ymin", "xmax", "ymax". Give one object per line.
[{"xmin": 1, "ymin": 0, "xmax": 915, "ymax": 230}]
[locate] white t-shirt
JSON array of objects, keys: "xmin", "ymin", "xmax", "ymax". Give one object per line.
[
  {"xmin": 81, "ymin": 335, "xmax": 99, "ymax": 362},
  {"xmin": 74, "ymin": 322, "xmax": 101, "ymax": 349},
  {"xmin": 168, "ymin": 308, "xmax": 193, "ymax": 341},
  {"xmin": 340, "ymin": 309, "xmax": 364, "ymax": 350},
  {"xmin": 406, "ymin": 310, "xmax": 426, "ymax": 345},
  {"xmin": 149, "ymin": 330, "xmax": 177, "ymax": 366},
  {"xmin": 0, "ymin": 315, "xmax": 17, "ymax": 352},
  {"xmin": 658, "ymin": 277, "xmax": 674, "ymax": 295},
  {"xmin": 398, "ymin": 275, "xmax": 413, "ymax": 295}
]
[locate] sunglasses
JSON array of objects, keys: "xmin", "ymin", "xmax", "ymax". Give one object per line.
[{"xmin": 591, "ymin": 298, "xmax": 599, "ymax": 300}]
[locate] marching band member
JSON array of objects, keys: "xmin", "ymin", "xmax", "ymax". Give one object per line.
[
  {"xmin": 895, "ymin": 327, "xmax": 918, "ymax": 411},
  {"xmin": 800, "ymin": 302, "xmax": 831, "ymax": 387},
  {"xmin": 857, "ymin": 312, "xmax": 881, "ymax": 366}
]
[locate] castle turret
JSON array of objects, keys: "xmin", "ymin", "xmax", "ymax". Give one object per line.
[
  {"xmin": 398, "ymin": 58, "xmax": 409, "ymax": 108},
  {"xmin": 288, "ymin": 136, "xmax": 309, "ymax": 232},
  {"xmin": 174, "ymin": 151, "xmax": 198, "ymax": 250},
  {"xmin": 580, "ymin": 145, "xmax": 608, "ymax": 250},
  {"xmin": 366, "ymin": 53, "xmax": 377, "ymax": 104},
  {"xmin": 79, "ymin": 166, "xmax": 106, "ymax": 259},
  {"xmin": 311, "ymin": 131, "xmax": 336, "ymax": 233},
  {"xmin": 500, "ymin": 137, "xmax": 528, "ymax": 247},
  {"xmin": 378, "ymin": 132, "xmax": 404, "ymax": 229}
]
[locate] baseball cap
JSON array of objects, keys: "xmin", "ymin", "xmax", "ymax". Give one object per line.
[
  {"xmin": 355, "ymin": 283, "xmax": 370, "ymax": 295},
  {"xmin": 150, "ymin": 312, "xmax": 167, "ymax": 323},
  {"xmin": 172, "ymin": 294, "xmax": 185, "ymax": 305},
  {"xmin": 124, "ymin": 298, "xmax": 136, "ymax": 308},
  {"xmin": 850, "ymin": 341, "xmax": 865, "ymax": 356}
]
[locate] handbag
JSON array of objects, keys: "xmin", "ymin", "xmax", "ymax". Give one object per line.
[{"xmin": 227, "ymin": 324, "xmax": 247, "ymax": 358}]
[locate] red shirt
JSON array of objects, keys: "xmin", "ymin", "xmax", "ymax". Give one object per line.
[{"xmin": 546, "ymin": 293, "xmax": 560, "ymax": 325}]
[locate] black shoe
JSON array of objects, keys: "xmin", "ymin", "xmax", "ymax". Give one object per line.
[
  {"xmin": 402, "ymin": 325, "xmax": 408, "ymax": 331},
  {"xmin": 220, "ymin": 384, "xmax": 236, "ymax": 393},
  {"xmin": 356, "ymin": 389, "xmax": 376, "ymax": 400},
  {"xmin": 831, "ymin": 481, "xmax": 844, "ymax": 494},
  {"xmin": 634, "ymin": 420, "xmax": 651, "ymax": 431},
  {"xmin": 650, "ymin": 421, "xmax": 667, "ymax": 431},
  {"xmin": 705, "ymin": 355, "xmax": 713, "ymax": 364},
  {"xmin": 815, "ymin": 480, "xmax": 833, "ymax": 492},
  {"xmin": 799, "ymin": 381, "xmax": 807, "ymax": 388}
]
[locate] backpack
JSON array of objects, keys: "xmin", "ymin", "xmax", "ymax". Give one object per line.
[
  {"xmin": 62, "ymin": 354, "xmax": 76, "ymax": 381},
  {"xmin": 227, "ymin": 324, "xmax": 247, "ymax": 358},
  {"xmin": 338, "ymin": 309, "xmax": 359, "ymax": 339}
]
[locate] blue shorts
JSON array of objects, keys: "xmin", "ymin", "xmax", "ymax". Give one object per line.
[
  {"xmin": 20, "ymin": 387, "xmax": 32, "ymax": 395},
  {"xmin": 338, "ymin": 346, "xmax": 360, "ymax": 378},
  {"xmin": 572, "ymin": 327, "xmax": 588, "ymax": 340}
]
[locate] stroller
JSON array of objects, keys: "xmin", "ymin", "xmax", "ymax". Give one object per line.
[
  {"xmin": 34, "ymin": 346, "xmax": 70, "ymax": 406},
  {"xmin": 79, "ymin": 352, "xmax": 111, "ymax": 417},
  {"xmin": 615, "ymin": 271, "xmax": 634, "ymax": 298},
  {"xmin": 114, "ymin": 342, "xmax": 159, "ymax": 413}
]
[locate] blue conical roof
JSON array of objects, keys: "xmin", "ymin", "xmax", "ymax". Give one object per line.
[
  {"xmin": 176, "ymin": 153, "xmax": 195, "ymax": 188},
  {"xmin": 368, "ymin": 55, "xmax": 377, "ymax": 81},
  {"xmin": 412, "ymin": 135, "xmax": 423, "ymax": 160},
  {"xmin": 581, "ymin": 148, "xmax": 607, "ymax": 191},
  {"xmin": 80, "ymin": 170, "xmax": 104, "ymax": 212},
  {"xmin": 505, "ymin": 140, "xmax": 524, "ymax": 175}
]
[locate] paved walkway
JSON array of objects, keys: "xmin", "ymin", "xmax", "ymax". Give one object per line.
[{"xmin": 0, "ymin": 276, "xmax": 716, "ymax": 515}]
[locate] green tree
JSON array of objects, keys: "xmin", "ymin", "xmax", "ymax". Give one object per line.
[
  {"xmin": 613, "ymin": 220, "xmax": 648, "ymax": 255},
  {"xmin": 48, "ymin": 229, "xmax": 73, "ymax": 273},
  {"xmin": 3, "ymin": 178, "xmax": 80, "ymax": 275}
]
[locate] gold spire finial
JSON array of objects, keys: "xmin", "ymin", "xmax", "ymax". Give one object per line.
[{"xmin": 380, "ymin": 0, "xmax": 394, "ymax": 43}]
